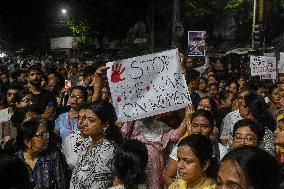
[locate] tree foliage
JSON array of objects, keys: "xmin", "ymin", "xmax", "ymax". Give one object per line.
[{"xmin": 66, "ymin": 18, "xmax": 91, "ymax": 44}]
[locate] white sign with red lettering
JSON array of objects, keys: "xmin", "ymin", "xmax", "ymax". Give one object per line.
[
  {"xmin": 107, "ymin": 49, "xmax": 191, "ymax": 122},
  {"xmin": 250, "ymin": 56, "xmax": 276, "ymax": 78}
]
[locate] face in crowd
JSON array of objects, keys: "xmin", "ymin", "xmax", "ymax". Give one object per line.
[
  {"xmin": 69, "ymin": 88, "xmax": 87, "ymax": 110},
  {"xmin": 197, "ymin": 98, "xmax": 213, "ymax": 112},
  {"xmin": 28, "ymin": 69, "xmax": 42, "ymax": 89},
  {"xmin": 275, "ymin": 119, "xmax": 284, "ymax": 146},
  {"xmin": 190, "ymin": 115, "xmax": 212, "ymax": 138},
  {"xmin": 77, "ymin": 108, "xmax": 108, "ymax": 138}
]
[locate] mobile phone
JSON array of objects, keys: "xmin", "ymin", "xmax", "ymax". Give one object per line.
[{"xmin": 47, "ymin": 101, "xmax": 54, "ymax": 108}]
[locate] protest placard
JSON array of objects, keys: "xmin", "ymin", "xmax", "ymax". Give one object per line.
[
  {"xmin": 107, "ymin": 49, "xmax": 191, "ymax": 122},
  {"xmin": 279, "ymin": 52, "xmax": 284, "ymax": 73},
  {"xmin": 250, "ymin": 56, "xmax": 276, "ymax": 77},
  {"xmin": 188, "ymin": 31, "xmax": 206, "ymax": 56},
  {"xmin": 261, "ymin": 56, "xmax": 277, "ymax": 80}
]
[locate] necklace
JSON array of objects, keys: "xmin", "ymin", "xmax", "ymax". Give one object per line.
[
  {"xmin": 187, "ymin": 177, "xmax": 208, "ymax": 189},
  {"xmin": 86, "ymin": 137, "xmax": 105, "ymax": 155}
]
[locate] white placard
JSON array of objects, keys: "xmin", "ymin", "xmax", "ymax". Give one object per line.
[
  {"xmin": 49, "ymin": 37, "xmax": 80, "ymax": 49},
  {"xmin": 261, "ymin": 56, "xmax": 277, "ymax": 80},
  {"xmin": 107, "ymin": 49, "xmax": 191, "ymax": 122},
  {"xmin": 250, "ymin": 56, "xmax": 276, "ymax": 77},
  {"xmin": 278, "ymin": 52, "xmax": 284, "ymax": 74}
]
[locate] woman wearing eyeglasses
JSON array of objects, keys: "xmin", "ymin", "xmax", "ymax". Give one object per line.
[
  {"xmin": 16, "ymin": 117, "xmax": 66, "ymax": 189},
  {"xmin": 232, "ymin": 119, "xmax": 265, "ymax": 149},
  {"xmin": 238, "ymin": 93, "xmax": 276, "ymax": 155},
  {"xmin": 54, "ymin": 86, "xmax": 88, "ymax": 141}
]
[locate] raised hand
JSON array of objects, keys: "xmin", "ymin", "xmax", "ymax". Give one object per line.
[{"xmin": 111, "ymin": 63, "xmax": 126, "ymax": 83}]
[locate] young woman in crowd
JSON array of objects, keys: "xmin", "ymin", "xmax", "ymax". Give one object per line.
[
  {"xmin": 197, "ymin": 96, "xmax": 221, "ymax": 140},
  {"xmin": 70, "ymin": 100, "xmax": 122, "ymax": 189},
  {"xmin": 109, "ymin": 139, "xmax": 148, "ymax": 189},
  {"xmin": 168, "ymin": 134, "xmax": 217, "ymax": 189},
  {"xmin": 216, "ymin": 146, "xmax": 281, "ymax": 189},
  {"xmin": 208, "ymin": 83, "xmax": 221, "ymax": 107},
  {"xmin": 54, "ymin": 86, "xmax": 88, "ymax": 142},
  {"xmin": 197, "ymin": 77, "xmax": 209, "ymax": 98},
  {"xmin": 164, "ymin": 109, "xmax": 228, "ymax": 187},
  {"xmin": 232, "ymin": 119, "xmax": 265, "ymax": 149},
  {"xmin": 238, "ymin": 93, "xmax": 276, "ymax": 155},
  {"xmin": 16, "ymin": 117, "xmax": 66, "ymax": 188},
  {"xmin": 268, "ymin": 84, "xmax": 283, "ymax": 119},
  {"xmin": 61, "ymin": 106, "xmax": 92, "ymax": 171}
]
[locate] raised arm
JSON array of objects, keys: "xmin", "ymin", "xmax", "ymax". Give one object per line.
[{"xmin": 92, "ymin": 66, "xmax": 109, "ymax": 102}]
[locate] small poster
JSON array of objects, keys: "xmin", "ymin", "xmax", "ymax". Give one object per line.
[{"xmin": 188, "ymin": 31, "xmax": 206, "ymax": 56}]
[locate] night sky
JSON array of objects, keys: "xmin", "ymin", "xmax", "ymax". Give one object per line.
[{"xmin": 0, "ymin": 0, "xmax": 150, "ymax": 52}]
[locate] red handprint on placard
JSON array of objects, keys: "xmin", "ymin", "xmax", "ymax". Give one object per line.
[{"xmin": 111, "ymin": 63, "xmax": 126, "ymax": 83}]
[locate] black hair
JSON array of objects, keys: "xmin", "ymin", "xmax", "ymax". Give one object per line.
[
  {"xmin": 114, "ymin": 140, "xmax": 148, "ymax": 189},
  {"xmin": 27, "ymin": 65, "xmax": 42, "ymax": 74},
  {"xmin": 197, "ymin": 96, "xmax": 218, "ymax": 115},
  {"xmin": 191, "ymin": 109, "xmax": 215, "ymax": 128},
  {"xmin": 221, "ymin": 146, "xmax": 281, "ymax": 189},
  {"xmin": 82, "ymin": 66, "xmax": 96, "ymax": 78},
  {"xmin": 247, "ymin": 77, "xmax": 264, "ymax": 93},
  {"xmin": 14, "ymin": 90, "xmax": 33, "ymax": 103},
  {"xmin": 228, "ymin": 81, "xmax": 240, "ymax": 91},
  {"xmin": 268, "ymin": 84, "xmax": 279, "ymax": 99},
  {"xmin": 199, "ymin": 77, "xmax": 208, "ymax": 84},
  {"xmin": 185, "ymin": 68, "xmax": 200, "ymax": 85},
  {"xmin": 84, "ymin": 100, "xmax": 122, "ymax": 144},
  {"xmin": 178, "ymin": 134, "xmax": 218, "ymax": 179},
  {"xmin": 0, "ymin": 150, "xmax": 31, "ymax": 189},
  {"xmin": 244, "ymin": 93, "xmax": 276, "ymax": 131},
  {"xmin": 233, "ymin": 119, "xmax": 265, "ymax": 142},
  {"xmin": 16, "ymin": 117, "xmax": 47, "ymax": 151},
  {"xmin": 70, "ymin": 86, "xmax": 88, "ymax": 101},
  {"xmin": 6, "ymin": 82, "xmax": 24, "ymax": 92}
]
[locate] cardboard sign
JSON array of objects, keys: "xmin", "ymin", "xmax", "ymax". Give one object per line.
[
  {"xmin": 188, "ymin": 31, "xmax": 206, "ymax": 56},
  {"xmin": 250, "ymin": 56, "xmax": 276, "ymax": 77},
  {"xmin": 279, "ymin": 52, "xmax": 284, "ymax": 74},
  {"xmin": 107, "ymin": 49, "xmax": 191, "ymax": 122}
]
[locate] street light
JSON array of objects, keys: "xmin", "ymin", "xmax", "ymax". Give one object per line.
[{"xmin": 61, "ymin": 8, "xmax": 67, "ymax": 15}]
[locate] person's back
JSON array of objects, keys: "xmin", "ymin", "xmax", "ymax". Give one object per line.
[
  {"xmin": 110, "ymin": 139, "xmax": 148, "ymax": 189},
  {"xmin": 0, "ymin": 150, "xmax": 31, "ymax": 189}
]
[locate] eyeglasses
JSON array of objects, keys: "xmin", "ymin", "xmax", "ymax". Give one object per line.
[
  {"xmin": 70, "ymin": 95, "xmax": 84, "ymax": 100},
  {"xmin": 21, "ymin": 98, "xmax": 33, "ymax": 103},
  {"xmin": 233, "ymin": 135, "xmax": 257, "ymax": 144},
  {"xmin": 34, "ymin": 131, "xmax": 49, "ymax": 138}
]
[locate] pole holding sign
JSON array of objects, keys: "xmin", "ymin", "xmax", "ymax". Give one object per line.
[{"xmin": 107, "ymin": 49, "xmax": 192, "ymax": 122}]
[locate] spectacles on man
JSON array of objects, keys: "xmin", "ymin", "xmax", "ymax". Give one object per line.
[
  {"xmin": 70, "ymin": 95, "xmax": 84, "ymax": 100},
  {"xmin": 21, "ymin": 98, "xmax": 33, "ymax": 103}
]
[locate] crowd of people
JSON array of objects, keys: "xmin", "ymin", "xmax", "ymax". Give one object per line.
[{"xmin": 0, "ymin": 52, "xmax": 284, "ymax": 189}]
